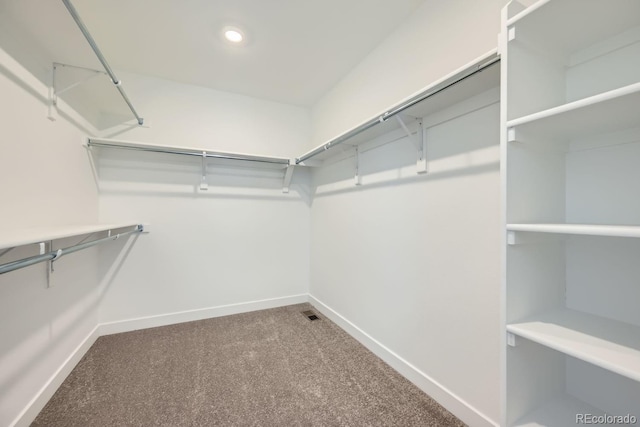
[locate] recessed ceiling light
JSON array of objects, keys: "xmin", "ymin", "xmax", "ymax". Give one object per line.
[{"xmin": 223, "ymin": 28, "xmax": 244, "ymax": 43}]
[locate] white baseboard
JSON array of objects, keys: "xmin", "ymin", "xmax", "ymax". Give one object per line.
[
  {"xmin": 309, "ymin": 294, "xmax": 498, "ymax": 427},
  {"xmin": 10, "ymin": 325, "xmax": 101, "ymax": 427},
  {"xmin": 98, "ymin": 294, "xmax": 309, "ymax": 336}
]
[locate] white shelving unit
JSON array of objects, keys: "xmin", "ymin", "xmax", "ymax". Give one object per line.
[{"xmin": 501, "ymin": 0, "xmax": 640, "ymax": 425}]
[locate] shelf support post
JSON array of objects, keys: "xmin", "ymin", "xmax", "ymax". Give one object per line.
[{"xmin": 283, "ymin": 163, "xmax": 295, "ymax": 193}]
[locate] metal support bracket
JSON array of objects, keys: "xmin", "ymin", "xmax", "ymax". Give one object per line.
[
  {"xmin": 200, "ymin": 152, "xmax": 208, "ymax": 190},
  {"xmin": 48, "ymin": 62, "xmax": 105, "ymax": 122},
  {"xmin": 46, "ymin": 241, "xmax": 63, "ymax": 288},
  {"xmin": 283, "ymin": 163, "xmax": 295, "ymax": 193},
  {"xmin": 508, "ymin": 26, "xmax": 516, "ymax": 42},
  {"xmin": 354, "ymin": 146, "xmax": 362, "ymax": 186},
  {"xmin": 396, "ymin": 115, "xmax": 427, "ymax": 174},
  {"xmin": 395, "ymin": 115, "xmax": 419, "ymax": 149}
]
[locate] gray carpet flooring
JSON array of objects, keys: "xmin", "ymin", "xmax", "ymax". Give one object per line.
[{"xmin": 33, "ymin": 303, "xmax": 465, "ymax": 426}]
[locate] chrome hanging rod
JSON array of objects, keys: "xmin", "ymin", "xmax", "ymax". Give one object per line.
[
  {"xmin": 0, "ymin": 225, "xmax": 143, "ymax": 275},
  {"xmin": 61, "ymin": 0, "xmax": 144, "ymax": 126},
  {"xmin": 296, "ymin": 53, "xmax": 500, "ymax": 164},
  {"xmin": 87, "ymin": 138, "xmax": 291, "ymax": 165}
]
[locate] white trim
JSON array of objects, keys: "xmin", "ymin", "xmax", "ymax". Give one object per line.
[
  {"xmin": 99, "ymin": 294, "xmax": 309, "ymax": 336},
  {"xmin": 308, "ymin": 294, "xmax": 498, "ymax": 427},
  {"xmin": 9, "ymin": 325, "xmax": 101, "ymax": 427}
]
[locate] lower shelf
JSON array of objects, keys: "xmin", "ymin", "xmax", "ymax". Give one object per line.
[
  {"xmin": 507, "ymin": 308, "xmax": 640, "ymax": 382},
  {"xmin": 513, "ymin": 394, "xmax": 616, "ymax": 427}
]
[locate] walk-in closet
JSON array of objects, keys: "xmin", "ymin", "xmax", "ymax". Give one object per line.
[{"xmin": 1, "ymin": 0, "xmax": 638, "ymax": 426}]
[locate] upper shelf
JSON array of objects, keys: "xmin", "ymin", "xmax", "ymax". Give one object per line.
[
  {"xmin": 0, "ymin": 223, "xmax": 141, "ymax": 250},
  {"xmin": 296, "ymin": 50, "xmax": 500, "ymax": 165},
  {"xmin": 507, "ymin": 0, "xmax": 640, "ymax": 55},
  {"xmin": 507, "ymin": 82, "xmax": 640, "ymax": 140}
]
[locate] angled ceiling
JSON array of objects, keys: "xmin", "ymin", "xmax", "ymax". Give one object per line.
[{"xmin": 0, "ymin": 0, "xmax": 425, "ymax": 106}]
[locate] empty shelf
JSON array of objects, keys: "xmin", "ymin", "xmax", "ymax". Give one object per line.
[
  {"xmin": 507, "ymin": 0, "xmax": 640, "ymax": 55},
  {"xmin": 513, "ymin": 393, "xmax": 611, "ymax": 427},
  {"xmin": 507, "ymin": 223, "xmax": 640, "ymax": 238},
  {"xmin": 507, "ymin": 308, "xmax": 640, "ymax": 382},
  {"xmin": 507, "ymin": 82, "xmax": 640, "ymax": 141}
]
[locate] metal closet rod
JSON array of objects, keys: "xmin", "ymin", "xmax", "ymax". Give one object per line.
[
  {"xmin": 61, "ymin": 0, "xmax": 144, "ymax": 126},
  {"xmin": 0, "ymin": 225, "xmax": 143, "ymax": 275},
  {"xmin": 87, "ymin": 138, "xmax": 291, "ymax": 165},
  {"xmin": 295, "ymin": 53, "xmax": 500, "ymax": 164}
]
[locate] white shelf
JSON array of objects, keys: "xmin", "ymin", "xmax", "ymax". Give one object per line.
[
  {"xmin": 507, "ymin": 82, "xmax": 640, "ymax": 140},
  {"xmin": 0, "ymin": 223, "xmax": 141, "ymax": 250},
  {"xmin": 513, "ymin": 393, "xmax": 611, "ymax": 427},
  {"xmin": 297, "ymin": 50, "xmax": 500, "ymax": 164},
  {"xmin": 88, "ymin": 138, "xmax": 291, "ymax": 168},
  {"xmin": 507, "ymin": 0, "xmax": 640, "ymax": 55},
  {"xmin": 507, "ymin": 308, "xmax": 640, "ymax": 382},
  {"xmin": 507, "ymin": 223, "xmax": 640, "ymax": 239}
]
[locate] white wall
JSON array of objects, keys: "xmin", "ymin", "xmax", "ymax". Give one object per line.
[
  {"xmin": 0, "ymin": 48, "xmax": 101, "ymax": 426},
  {"xmin": 306, "ymin": 2, "xmax": 507, "ymax": 424},
  {"xmin": 309, "ymin": 88, "xmax": 501, "ymax": 425},
  {"xmin": 94, "ymin": 73, "xmax": 312, "ymax": 326},
  {"xmin": 310, "ymin": 0, "xmax": 507, "ymax": 147}
]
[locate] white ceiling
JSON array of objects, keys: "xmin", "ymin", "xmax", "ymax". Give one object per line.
[{"xmin": 0, "ymin": 0, "xmax": 425, "ymax": 106}]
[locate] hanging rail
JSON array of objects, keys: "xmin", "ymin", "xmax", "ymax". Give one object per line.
[
  {"xmin": 87, "ymin": 138, "xmax": 291, "ymax": 166},
  {"xmin": 61, "ymin": 0, "xmax": 144, "ymax": 125},
  {"xmin": 296, "ymin": 51, "xmax": 500, "ymax": 164},
  {"xmin": 0, "ymin": 225, "xmax": 143, "ymax": 275}
]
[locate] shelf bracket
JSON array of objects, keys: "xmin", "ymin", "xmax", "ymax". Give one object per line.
[
  {"xmin": 507, "ymin": 127, "xmax": 520, "ymax": 143},
  {"xmin": 200, "ymin": 152, "xmax": 208, "ymax": 191},
  {"xmin": 507, "ymin": 230, "xmax": 562, "ymax": 245},
  {"xmin": 507, "ymin": 26, "xmax": 516, "ymax": 42},
  {"xmin": 354, "ymin": 146, "xmax": 362, "ymax": 186},
  {"xmin": 46, "ymin": 241, "xmax": 63, "ymax": 288},
  {"xmin": 283, "ymin": 163, "xmax": 295, "ymax": 193},
  {"xmin": 507, "ymin": 231, "xmax": 521, "ymax": 245},
  {"xmin": 506, "ymin": 332, "xmax": 520, "ymax": 347},
  {"xmin": 396, "ymin": 115, "xmax": 427, "ymax": 174},
  {"xmin": 48, "ymin": 62, "xmax": 105, "ymax": 122},
  {"xmin": 395, "ymin": 115, "xmax": 420, "ymax": 150}
]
